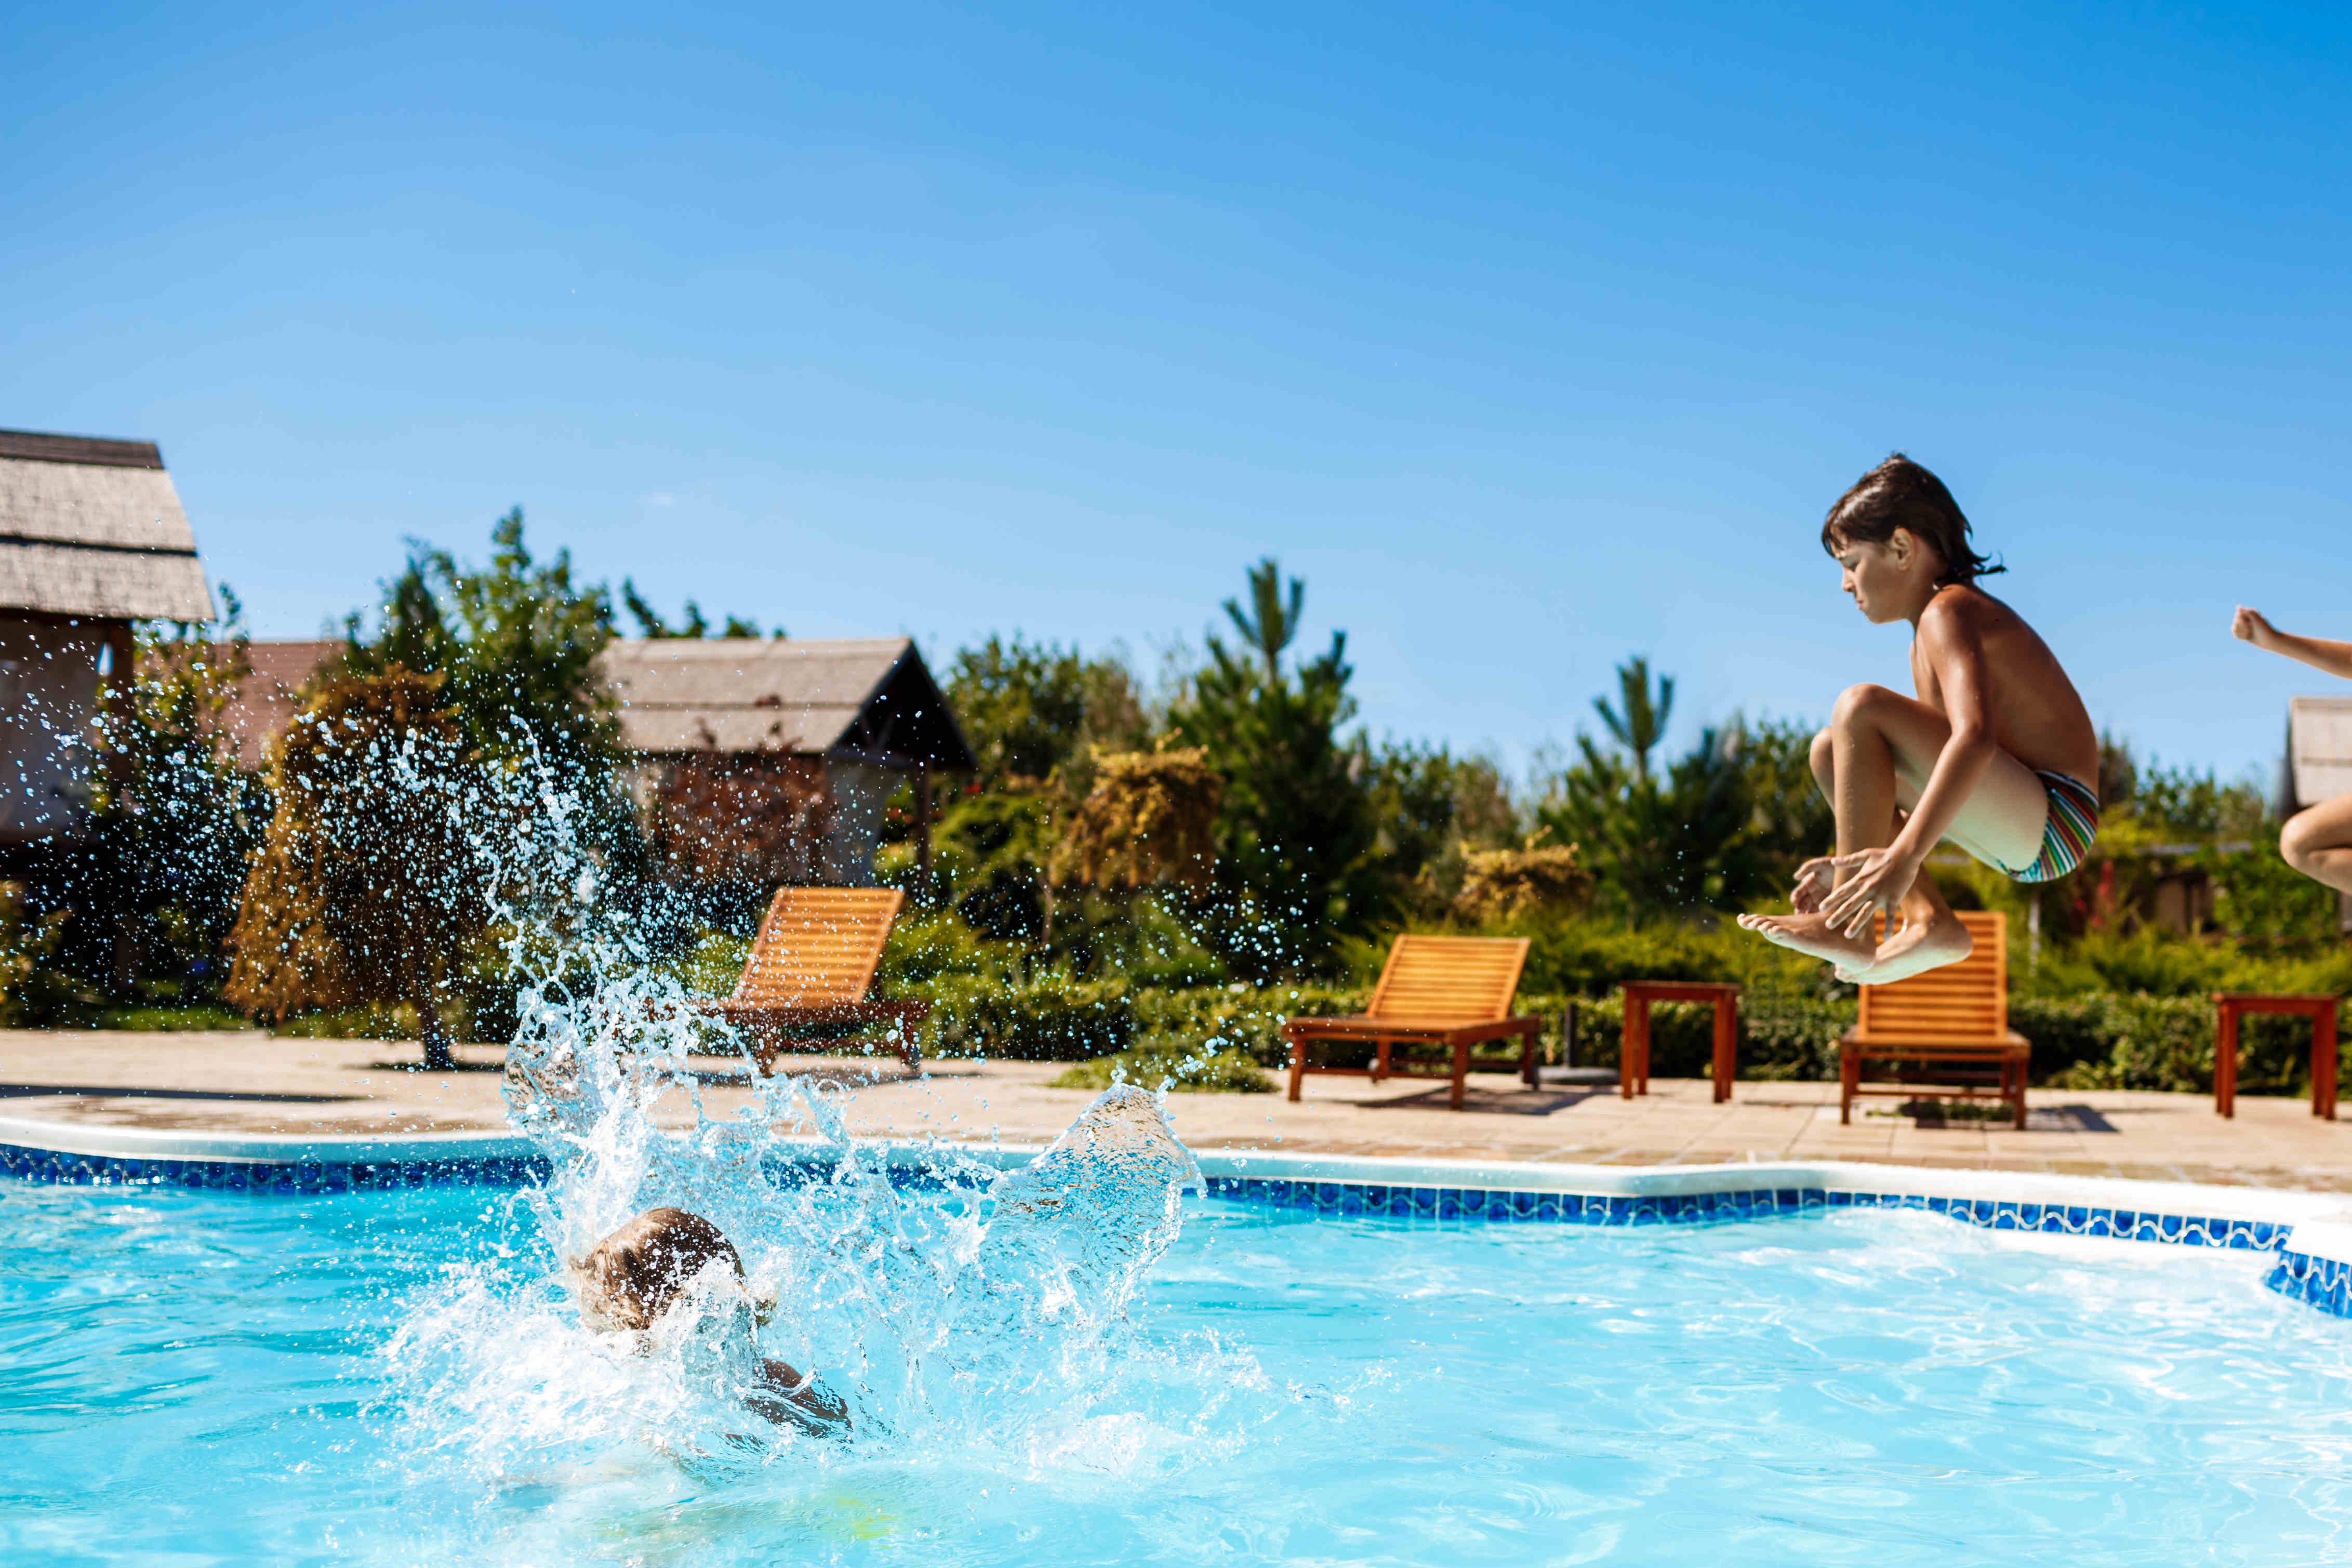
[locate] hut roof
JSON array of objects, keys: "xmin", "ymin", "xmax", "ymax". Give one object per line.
[
  {"xmin": 0, "ymin": 428, "xmax": 213, "ymax": 622},
  {"xmin": 597, "ymin": 637, "xmax": 974, "ymax": 769},
  {"xmin": 2290, "ymin": 696, "xmax": 2352, "ymax": 810},
  {"xmin": 217, "ymin": 636, "xmax": 977, "ymax": 772}
]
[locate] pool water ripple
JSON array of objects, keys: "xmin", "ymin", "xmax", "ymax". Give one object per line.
[{"xmin": 6, "ymin": 1178, "xmax": 2352, "ymax": 1564}]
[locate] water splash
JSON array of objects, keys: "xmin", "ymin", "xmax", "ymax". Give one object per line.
[{"xmin": 378, "ymin": 753, "xmax": 1251, "ymax": 1505}]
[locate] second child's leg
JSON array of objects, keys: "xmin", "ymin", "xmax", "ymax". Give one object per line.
[
  {"xmin": 2281, "ymin": 794, "xmax": 2352, "ymax": 895},
  {"xmin": 1740, "ymin": 683, "xmax": 2049, "ymax": 979}
]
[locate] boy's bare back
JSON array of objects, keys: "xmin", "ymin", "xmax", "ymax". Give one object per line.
[{"xmin": 1910, "ymin": 586, "xmax": 2096, "ymax": 787}]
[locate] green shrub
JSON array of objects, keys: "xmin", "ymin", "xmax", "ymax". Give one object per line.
[
  {"xmin": 96, "ymin": 1004, "xmax": 254, "ymax": 1032},
  {"xmin": 1131, "ymin": 982, "xmax": 1363, "ymax": 1068},
  {"xmin": 1049, "ymin": 1037, "xmax": 1273, "ymax": 1094},
  {"xmin": 922, "ymin": 971, "xmax": 1134, "ymax": 1060},
  {"xmin": 270, "ymin": 1001, "xmax": 474, "ymax": 1044}
]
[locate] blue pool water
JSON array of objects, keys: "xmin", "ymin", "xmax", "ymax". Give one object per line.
[{"xmin": 5, "ymin": 1174, "xmax": 2351, "ymax": 1566}]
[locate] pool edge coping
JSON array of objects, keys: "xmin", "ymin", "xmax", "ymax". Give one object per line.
[{"xmin": 8, "ymin": 1112, "xmax": 2352, "ymax": 1317}]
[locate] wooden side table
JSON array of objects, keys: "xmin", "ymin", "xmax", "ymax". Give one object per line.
[
  {"xmin": 1618, "ymin": 981, "xmax": 1743, "ymax": 1103},
  {"xmin": 2213, "ymin": 992, "xmax": 2339, "ymax": 1121}
]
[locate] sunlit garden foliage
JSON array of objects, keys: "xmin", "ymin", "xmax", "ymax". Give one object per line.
[{"xmin": 6, "ymin": 508, "xmax": 2346, "ymax": 1101}]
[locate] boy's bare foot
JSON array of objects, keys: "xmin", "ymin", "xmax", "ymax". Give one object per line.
[
  {"xmin": 1736, "ymin": 910, "xmax": 1879, "ymax": 972},
  {"xmin": 1843, "ymin": 908, "xmax": 1973, "ymax": 985}
]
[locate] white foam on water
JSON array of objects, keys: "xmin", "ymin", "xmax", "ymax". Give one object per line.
[{"xmin": 367, "ymin": 750, "xmax": 1280, "ymax": 1525}]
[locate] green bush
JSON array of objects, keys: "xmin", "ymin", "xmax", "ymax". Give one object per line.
[
  {"xmin": 921, "ymin": 971, "xmax": 1135, "ymax": 1060},
  {"xmin": 96, "ymin": 1004, "xmax": 254, "ymax": 1032},
  {"xmin": 1048, "ymin": 1037, "xmax": 1273, "ymax": 1094},
  {"xmin": 1131, "ymin": 982, "xmax": 1363, "ymax": 1068},
  {"xmin": 270, "ymin": 1001, "xmax": 475, "ymax": 1044}
]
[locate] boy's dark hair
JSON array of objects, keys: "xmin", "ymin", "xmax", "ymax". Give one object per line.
[
  {"xmin": 1821, "ymin": 454, "xmax": 2003, "ymax": 585},
  {"xmin": 568, "ymin": 1206, "xmax": 743, "ymax": 1331}
]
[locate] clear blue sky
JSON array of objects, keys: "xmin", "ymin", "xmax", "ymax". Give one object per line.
[{"xmin": 5, "ymin": 1, "xmax": 2346, "ymax": 788}]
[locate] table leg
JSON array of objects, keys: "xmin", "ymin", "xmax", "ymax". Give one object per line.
[
  {"xmin": 1450, "ymin": 1037, "xmax": 1469, "ymax": 1111},
  {"xmin": 2216, "ymin": 1004, "xmax": 2237, "ymax": 1119},
  {"xmin": 1620, "ymin": 998, "xmax": 1642, "ymax": 1100},
  {"xmin": 1712, "ymin": 998, "xmax": 1736, "ymax": 1104},
  {"xmin": 1636, "ymin": 1001, "xmax": 1652, "ymax": 1096},
  {"xmin": 1374, "ymin": 1035, "xmax": 1391, "ymax": 1085},
  {"xmin": 2317, "ymin": 1006, "xmax": 2338, "ymax": 1122}
]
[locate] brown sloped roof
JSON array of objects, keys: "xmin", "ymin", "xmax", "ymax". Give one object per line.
[
  {"xmin": 596, "ymin": 637, "xmax": 974, "ymax": 768},
  {"xmin": 225, "ymin": 640, "xmax": 342, "ymax": 769},
  {"xmin": 214, "ymin": 635, "xmax": 977, "ymax": 771},
  {"xmin": 0, "ymin": 429, "xmax": 214, "ymax": 621}
]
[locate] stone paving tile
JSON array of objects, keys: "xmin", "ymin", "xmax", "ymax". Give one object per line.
[{"xmin": 10, "ymin": 1028, "xmax": 2352, "ymax": 1191}]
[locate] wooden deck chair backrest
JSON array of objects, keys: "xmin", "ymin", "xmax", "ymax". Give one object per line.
[
  {"xmin": 1363, "ymin": 934, "xmax": 1532, "ymax": 1025},
  {"xmin": 1855, "ymin": 910, "xmax": 2009, "ymax": 1041},
  {"xmin": 730, "ymin": 886, "xmax": 906, "ymax": 1007}
]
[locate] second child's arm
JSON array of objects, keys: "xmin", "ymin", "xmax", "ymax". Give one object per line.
[
  {"xmin": 1818, "ymin": 604, "xmax": 2001, "ymax": 936},
  {"xmin": 2235, "ymin": 608, "xmax": 2352, "ymax": 682}
]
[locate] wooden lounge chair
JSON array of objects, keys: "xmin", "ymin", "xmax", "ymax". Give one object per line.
[
  {"xmin": 697, "ymin": 886, "xmax": 929, "ymax": 1074},
  {"xmin": 1283, "ymin": 935, "xmax": 1544, "ymax": 1111},
  {"xmin": 1839, "ymin": 909, "xmax": 2029, "ymax": 1128}
]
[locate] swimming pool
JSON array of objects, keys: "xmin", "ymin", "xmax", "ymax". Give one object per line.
[{"xmin": 6, "ymin": 1171, "xmax": 2351, "ymax": 1566}]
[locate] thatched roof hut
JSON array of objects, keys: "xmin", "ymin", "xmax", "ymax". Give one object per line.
[
  {"xmin": 597, "ymin": 637, "xmax": 973, "ymax": 888},
  {"xmin": 219, "ymin": 635, "xmax": 975, "ymax": 888},
  {"xmin": 0, "ymin": 429, "xmax": 211, "ymax": 623},
  {"xmin": 1, "ymin": 428, "xmax": 212, "ymax": 845}
]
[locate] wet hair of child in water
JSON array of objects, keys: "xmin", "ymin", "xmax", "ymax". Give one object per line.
[{"xmin": 567, "ymin": 1205, "xmax": 848, "ymax": 1436}]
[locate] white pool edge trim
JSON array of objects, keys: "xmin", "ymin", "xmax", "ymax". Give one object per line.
[{"xmin": 7, "ymin": 1112, "xmax": 2350, "ymax": 1233}]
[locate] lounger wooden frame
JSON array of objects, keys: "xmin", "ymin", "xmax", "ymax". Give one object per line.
[
  {"xmin": 1838, "ymin": 909, "xmax": 2029, "ymax": 1129},
  {"xmin": 1282, "ymin": 934, "xmax": 1543, "ymax": 1111},
  {"xmin": 697, "ymin": 886, "xmax": 929, "ymax": 1074}
]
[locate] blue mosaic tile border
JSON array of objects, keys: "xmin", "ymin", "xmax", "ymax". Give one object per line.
[
  {"xmin": 1202, "ymin": 1175, "xmax": 2294, "ymax": 1251},
  {"xmin": 8, "ymin": 1138, "xmax": 2341, "ymax": 1319},
  {"xmin": 0, "ymin": 1140, "xmax": 551, "ymax": 1193},
  {"xmin": 2266, "ymin": 1250, "xmax": 2352, "ymax": 1318}
]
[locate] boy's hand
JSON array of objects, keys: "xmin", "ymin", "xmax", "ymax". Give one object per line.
[
  {"xmin": 1791, "ymin": 856, "xmax": 1837, "ymax": 913},
  {"xmin": 2233, "ymin": 606, "xmax": 2274, "ymax": 647},
  {"xmin": 1818, "ymin": 847, "xmax": 1920, "ymax": 939}
]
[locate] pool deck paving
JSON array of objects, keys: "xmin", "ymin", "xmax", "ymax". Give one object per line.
[{"xmin": 5, "ymin": 1028, "xmax": 2352, "ymax": 1193}]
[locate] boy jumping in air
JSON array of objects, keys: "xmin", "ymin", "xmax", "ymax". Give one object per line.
[
  {"xmin": 1739, "ymin": 455, "xmax": 2099, "ymax": 982},
  {"xmin": 2232, "ymin": 607, "xmax": 2352, "ymax": 893}
]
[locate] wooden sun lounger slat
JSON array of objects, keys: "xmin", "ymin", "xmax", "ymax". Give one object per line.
[
  {"xmin": 697, "ymin": 886, "xmax": 929, "ymax": 1073},
  {"xmin": 1285, "ymin": 934, "xmax": 1543, "ymax": 1111},
  {"xmin": 1839, "ymin": 910, "xmax": 2028, "ymax": 1128}
]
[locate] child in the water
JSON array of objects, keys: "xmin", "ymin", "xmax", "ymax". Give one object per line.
[
  {"xmin": 2233, "ymin": 606, "xmax": 2352, "ymax": 893},
  {"xmin": 1738, "ymin": 454, "xmax": 2100, "ymax": 982},
  {"xmin": 567, "ymin": 1205, "xmax": 849, "ymax": 1438}
]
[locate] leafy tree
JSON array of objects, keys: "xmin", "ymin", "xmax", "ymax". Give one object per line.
[
  {"xmin": 334, "ymin": 509, "xmax": 636, "ymax": 872},
  {"xmin": 22, "ymin": 596, "xmax": 271, "ymax": 1012},
  {"xmin": 101, "ymin": 599, "xmax": 272, "ymax": 1000},
  {"xmin": 944, "ymin": 633, "xmax": 1146, "ymax": 785},
  {"xmin": 225, "ymin": 670, "xmax": 488, "ymax": 1069},
  {"xmin": 1536, "ymin": 660, "xmax": 1829, "ymax": 919},
  {"xmin": 620, "ymin": 579, "xmax": 770, "ymax": 639},
  {"xmin": 928, "ymin": 634, "xmax": 1149, "ymax": 943},
  {"xmin": 1172, "ymin": 559, "xmax": 1377, "ymax": 976},
  {"xmin": 1361, "ymin": 742, "xmax": 1520, "ymax": 914},
  {"xmin": 1592, "ymin": 656, "xmax": 1674, "ymax": 781}
]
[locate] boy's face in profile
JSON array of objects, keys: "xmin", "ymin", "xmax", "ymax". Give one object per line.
[{"xmin": 1832, "ymin": 529, "xmax": 1937, "ymax": 626}]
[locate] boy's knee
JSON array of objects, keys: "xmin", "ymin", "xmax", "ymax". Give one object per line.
[
  {"xmin": 1808, "ymin": 727, "xmax": 1835, "ymax": 779},
  {"xmin": 1830, "ymin": 683, "xmax": 1894, "ymax": 728}
]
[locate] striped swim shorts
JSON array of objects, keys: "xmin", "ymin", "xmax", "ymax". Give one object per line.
[{"xmin": 2000, "ymin": 770, "xmax": 2100, "ymax": 884}]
